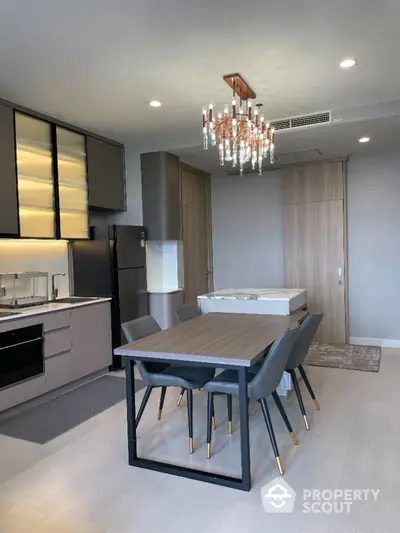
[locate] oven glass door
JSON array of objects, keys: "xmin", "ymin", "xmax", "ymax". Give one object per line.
[{"xmin": 0, "ymin": 327, "xmax": 44, "ymax": 390}]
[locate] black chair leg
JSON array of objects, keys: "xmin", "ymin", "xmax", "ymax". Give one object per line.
[
  {"xmin": 176, "ymin": 387, "xmax": 185, "ymax": 407},
  {"xmin": 135, "ymin": 385, "xmax": 153, "ymax": 427},
  {"xmin": 187, "ymin": 389, "xmax": 194, "ymax": 454},
  {"xmin": 298, "ymin": 364, "xmax": 320, "ymax": 410},
  {"xmin": 272, "ymin": 390, "xmax": 298, "ymax": 445},
  {"xmin": 289, "ymin": 369, "xmax": 310, "ymax": 430},
  {"xmin": 259, "ymin": 398, "xmax": 284, "ymax": 475},
  {"xmin": 227, "ymin": 394, "xmax": 233, "ymax": 434},
  {"xmin": 211, "ymin": 395, "xmax": 216, "ymax": 430},
  {"xmin": 206, "ymin": 392, "xmax": 214, "ymax": 458},
  {"xmin": 157, "ymin": 386, "xmax": 167, "ymax": 420}
]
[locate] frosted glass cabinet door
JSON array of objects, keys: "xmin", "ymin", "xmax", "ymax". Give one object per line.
[
  {"xmin": 56, "ymin": 127, "xmax": 89, "ymax": 239},
  {"xmin": 15, "ymin": 113, "xmax": 56, "ymax": 238}
]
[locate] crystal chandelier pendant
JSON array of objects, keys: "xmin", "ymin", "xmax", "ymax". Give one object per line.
[{"xmin": 202, "ymin": 74, "xmax": 276, "ymax": 176}]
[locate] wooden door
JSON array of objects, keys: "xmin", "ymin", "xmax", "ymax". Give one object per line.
[
  {"xmin": 282, "ymin": 161, "xmax": 347, "ymax": 343},
  {"xmin": 181, "ymin": 164, "xmax": 212, "ymax": 304}
]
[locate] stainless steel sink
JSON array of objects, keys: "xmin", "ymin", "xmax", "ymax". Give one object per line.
[{"xmin": 51, "ymin": 297, "xmax": 98, "ymax": 304}]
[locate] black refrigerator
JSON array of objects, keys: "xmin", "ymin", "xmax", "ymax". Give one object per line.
[{"xmin": 70, "ymin": 225, "xmax": 148, "ymax": 369}]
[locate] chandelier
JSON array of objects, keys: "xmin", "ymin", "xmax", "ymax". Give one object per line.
[{"xmin": 202, "ymin": 73, "xmax": 275, "ymax": 176}]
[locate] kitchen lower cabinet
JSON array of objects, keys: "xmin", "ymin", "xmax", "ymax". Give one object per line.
[
  {"xmin": 71, "ymin": 302, "xmax": 112, "ymax": 380},
  {"xmin": 45, "ymin": 352, "xmax": 73, "ymax": 392},
  {"xmin": 0, "ymin": 301, "xmax": 112, "ymax": 413}
]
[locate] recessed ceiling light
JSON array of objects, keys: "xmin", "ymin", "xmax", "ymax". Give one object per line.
[
  {"xmin": 149, "ymin": 100, "xmax": 162, "ymax": 107},
  {"xmin": 340, "ymin": 58, "xmax": 357, "ymax": 69},
  {"xmin": 359, "ymin": 137, "xmax": 370, "ymax": 143}
]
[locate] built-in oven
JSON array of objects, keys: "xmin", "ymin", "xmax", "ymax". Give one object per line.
[{"xmin": 0, "ymin": 324, "xmax": 44, "ymax": 390}]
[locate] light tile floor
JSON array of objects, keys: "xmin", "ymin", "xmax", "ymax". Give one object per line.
[{"xmin": 0, "ymin": 348, "xmax": 399, "ymax": 533}]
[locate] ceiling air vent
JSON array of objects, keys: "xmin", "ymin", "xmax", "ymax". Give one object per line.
[{"xmin": 270, "ymin": 111, "xmax": 331, "ymax": 131}]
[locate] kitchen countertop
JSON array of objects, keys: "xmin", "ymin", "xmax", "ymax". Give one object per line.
[
  {"xmin": 198, "ymin": 288, "xmax": 307, "ymax": 301},
  {"xmin": 0, "ymin": 297, "xmax": 111, "ymax": 323}
]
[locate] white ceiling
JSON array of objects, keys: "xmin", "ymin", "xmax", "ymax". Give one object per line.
[
  {"xmin": 0, "ymin": 0, "xmax": 400, "ymax": 150},
  {"xmin": 173, "ymin": 115, "xmax": 400, "ymax": 172}
]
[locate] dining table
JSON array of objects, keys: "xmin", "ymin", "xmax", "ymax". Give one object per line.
[{"xmin": 114, "ymin": 309, "xmax": 308, "ymax": 491}]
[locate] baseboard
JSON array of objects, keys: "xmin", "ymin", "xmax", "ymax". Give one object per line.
[{"xmin": 349, "ymin": 336, "xmax": 400, "ymax": 348}]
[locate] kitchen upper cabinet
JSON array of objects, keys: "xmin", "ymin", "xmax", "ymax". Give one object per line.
[
  {"xmin": 0, "ymin": 105, "xmax": 19, "ymax": 236},
  {"xmin": 86, "ymin": 136, "xmax": 126, "ymax": 211},
  {"xmin": 0, "ymin": 101, "xmax": 124, "ymax": 239},
  {"xmin": 14, "ymin": 113, "xmax": 90, "ymax": 240},
  {"xmin": 15, "ymin": 112, "xmax": 57, "ymax": 238},
  {"xmin": 141, "ymin": 151, "xmax": 181, "ymax": 240},
  {"xmin": 56, "ymin": 127, "xmax": 89, "ymax": 239}
]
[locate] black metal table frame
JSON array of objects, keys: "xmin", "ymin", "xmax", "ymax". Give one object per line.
[{"xmin": 125, "ymin": 356, "xmax": 251, "ymax": 491}]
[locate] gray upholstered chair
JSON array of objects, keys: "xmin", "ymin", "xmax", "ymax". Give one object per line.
[
  {"xmin": 172, "ymin": 303, "xmax": 202, "ymax": 408},
  {"xmin": 122, "ymin": 316, "xmax": 215, "ymax": 453},
  {"xmin": 285, "ymin": 313, "xmax": 323, "ymax": 430},
  {"xmin": 173, "ymin": 303, "xmax": 200, "ymax": 325},
  {"xmin": 203, "ymin": 328, "xmax": 300, "ymax": 475}
]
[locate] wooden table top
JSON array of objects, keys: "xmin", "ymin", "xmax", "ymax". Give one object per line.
[{"xmin": 114, "ymin": 310, "xmax": 307, "ymax": 368}]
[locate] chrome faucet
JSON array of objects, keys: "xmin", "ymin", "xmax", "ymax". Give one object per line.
[{"xmin": 51, "ymin": 273, "xmax": 66, "ymax": 300}]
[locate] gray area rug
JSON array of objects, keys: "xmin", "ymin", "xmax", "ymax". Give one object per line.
[
  {"xmin": 305, "ymin": 342, "xmax": 381, "ymax": 372},
  {"xmin": 0, "ymin": 374, "xmax": 145, "ymax": 444}
]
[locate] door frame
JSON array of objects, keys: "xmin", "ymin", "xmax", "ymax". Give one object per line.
[{"xmin": 179, "ymin": 162, "xmax": 214, "ymax": 304}]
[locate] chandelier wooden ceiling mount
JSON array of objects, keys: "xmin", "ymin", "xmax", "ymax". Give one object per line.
[
  {"xmin": 202, "ymin": 73, "xmax": 275, "ymax": 176},
  {"xmin": 222, "ymin": 73, "xmax": 256, "ymax": 101}
]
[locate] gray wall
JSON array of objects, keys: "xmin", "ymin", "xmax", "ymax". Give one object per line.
[
  {"xmin": 211, "ymin": 171, "xmax": 284, "ymax": 290},
  {"xmin": 211, "ymin": 155, "xmax": 400, "ymax": 342},
  {"xmin": 347, "ymin": 151, "xmax": 400, "ymax": 341}
]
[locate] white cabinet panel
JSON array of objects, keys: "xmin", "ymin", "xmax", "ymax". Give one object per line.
[
  {"xmin": 44, "ymin": 328, "xmax": 72, "ymax": 358},
  {"xmin": 45, "ymin": 352, "xmax": 73, "ymax": 392},
  {"xmin": 71, "ymin": 303, "xmax": 112, "ymax": 380}
]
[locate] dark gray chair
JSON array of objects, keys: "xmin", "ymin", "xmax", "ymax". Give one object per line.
[
  {"xmin": 173, "ymin": 303, "xmax": 200, "ymax": 325},
  {"xmin": 172, "ymin": 303, "xmax": 203, "ymax": 409},
  {"xmin": 122, "ymin": 315, "xmax": 215, "ymax": 453},
  {"xmin": 203, "ymin": 328, "xmax": 300, "ymax": 475},
  {"xmin": 286, "ymin": 313, "xmax": 323, "ymax": 430}
]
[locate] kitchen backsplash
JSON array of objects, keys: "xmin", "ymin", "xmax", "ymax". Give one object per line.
[{"xmin": 0, "ymin": 240, "xmax": 70, "ymax": 300}]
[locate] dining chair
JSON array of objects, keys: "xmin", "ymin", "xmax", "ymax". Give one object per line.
[
  {"xmin": 203, "ymin": 328, "xmax": 300, "ymax": 475},
  {"xmin": 285, "ymin": 312, "xmax": 323, "ymax": 430},
  {"xmin": 172, "ymin": 303, "xmax": 203, "ymax": 408},
  {"xmin": 173, "ymin": 303, "xmax": 200, "ymax": 324},
  {"xmin": 122, "ymin": 315, "xmax": 215, "ymax": 453}
]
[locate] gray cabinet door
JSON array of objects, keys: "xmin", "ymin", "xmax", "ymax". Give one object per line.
[
  {"xmin": 71, "ymin": 302, "xmax": 112, "ymax": 380},
  {"xmin": 86, "ymin": 136, "xmax": 126, "ymax": 211},
  {"xmin": 0, "ymin": 105, "xmax": 19, "ymax": 236},
  {"xmin": 141, "ymin": 151, "xmax": 181, "ymax": 240}
]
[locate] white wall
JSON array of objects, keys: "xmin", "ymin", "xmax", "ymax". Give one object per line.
[
  {"xmin": 347, "ymin": 151, "xmax": 400, "ymax": 343},
  {"xmin": 0, "ymin": 240, "xmax": 70, "ymax": 300},
  {"xmin": 211, "ymin": 171, "xmax": 284, "ymax": 290}
]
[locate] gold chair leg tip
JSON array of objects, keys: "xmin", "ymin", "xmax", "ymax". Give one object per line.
[
  {"xmin": 189, "ymin": 438, "xmax": 194, "ymax": 454},
  {"xmin": 212, "ymin": 416, "xmax": 216, "ymax": 430},
  {"xmin": 313, "ymin": 399, "xmax": 320, "ymax": 410},
  {"xmin": 290, "ymin": 432, "xmax": 298, "ymax": 446},
  {"xmin": 276, "ymin": 456, "xmax": 284, "ymax": 476},
  {"xmin": 157, "ymin": 409, "xmax": 162, "ymax": 420},
  {"xmin": 303, "ymin": 415, "xmax": 310, "ymax": 430},
  {"xmin": 228, "ymin": 421, "xmax": 233, "ymax": 435},
  {"xmin": 176, "ymin": 394, "xmax": 183, "ymax": 407},
  {"xmin": 206, "ymin": 443, "xmax": 211, "ymax": 459}
]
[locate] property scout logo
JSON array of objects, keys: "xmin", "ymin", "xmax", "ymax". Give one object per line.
[{"xmin": 261, "ymin": 478, "xmax": 380, "ymax": 514}]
